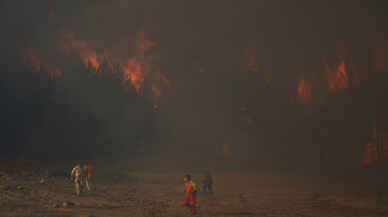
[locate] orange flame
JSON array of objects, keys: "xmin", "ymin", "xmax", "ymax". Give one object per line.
[
  {"xmin": 330, "ymin": 58, "xmax": 349, "ymax": 91},
  {"xmin": 58, "ymin": 29, "xmax": 101, "ymax": 70},
  {"xmin": 243, "ymin": 40, "xmax": 259, "ymax": 73},
  {"xmin": 323, "ymin": 41, "xmax": 349, "ymax": 93},
  {"xmin": 20, "ymin": 46, "xmax": 62, "ymax": 79},
  {"xmin": 122, "ymin": 57, "xmax": 145, "ymax": 93},
  {"xmin": 297, "ymin": 75, "xmax": 311, "ymax": 104},
  {"xmin": 22, "ymin": 26, "xmax": 168, "ymax": 104},
  {"xmin": 135, "ymin": 28, "xmax": 158, "ymax": 59},
  {"xmin": 156, "ymin": 71, "xmax": 171, "ymax": 88},
  {"xmin": 151, "ymin": 84, "xmax": 161, "ymax": 98},
  {"xmin": 21, "ymin": 47, "xmax": 41, "ymax": 72}
]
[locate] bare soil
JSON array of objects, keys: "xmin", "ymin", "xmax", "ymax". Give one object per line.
[{"xmin": 0, "ymin": 160, "xmax": 387, "ymax": 217}]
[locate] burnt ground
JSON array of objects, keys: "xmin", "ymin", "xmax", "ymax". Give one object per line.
[{"xmin": 0, "ymin": 159, "xmax": 388, "ymax": 217}]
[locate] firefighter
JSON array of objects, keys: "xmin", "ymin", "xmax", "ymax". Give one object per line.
[
  {"xmin": 83, "ymin": 163, "xmax": 93, "ymax": 192},
  {"xmin": 202, "ymin": 171, "xmax": 213, "ymax": 194},
  {"xmin": 70, "ymin": 164, "xmax": 83, "ymax": 196},
  {"xmin": 183, "ymin": 174, "xmax": 197, "ymax": 214}
]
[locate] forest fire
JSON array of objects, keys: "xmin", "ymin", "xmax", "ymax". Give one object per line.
[
  {"xmin": 58, "ymin": 29, "xmax": 101, "ymax": 70},
  {"xmin": 19, "ymin": 26, "xmax": 169, "ymax": 107},
  {"xmin": 3, "ymin": 1, "xmax": 388, "ymax": 216}
]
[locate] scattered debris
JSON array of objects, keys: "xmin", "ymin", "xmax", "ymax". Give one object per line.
[
  {"xmin": 39, "ymin": 177, "xmax": 46, "ymax": 184},
  {"xmin": 240, "ymin": 193, "xmax": 247, "ymax": 203},
  {"xmin": 52, "ymin": 202, "xmax": 60, "ymax": 208},
  {"xmin": 62, "ymin": 201, "xmax": 75, "ymax": 208}
]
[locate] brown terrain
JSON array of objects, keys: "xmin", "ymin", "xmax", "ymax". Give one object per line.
[{"xmin": 1, "ymin": 159, "xmax": 388, "ymax": 217}]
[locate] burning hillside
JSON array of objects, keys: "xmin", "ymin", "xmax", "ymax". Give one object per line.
[{"xmin": 20, "ymin": 26, "xmax": 169, "ymax": 109}]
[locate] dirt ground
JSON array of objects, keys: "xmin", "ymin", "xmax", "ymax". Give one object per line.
[{"xmin": 1, "ymin": 160, "xmax": 388, "ymax": 217}]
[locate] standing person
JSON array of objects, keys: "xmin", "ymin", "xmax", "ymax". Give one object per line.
[
  {"xmin": 83, "ymin": 163, "xmax": 93, "ymax": 192},
  {"xmin": 202, "ymin": 171, "xmax": 213, "ymax": 194},
  {"xmin": 70, "ymin": 164, "xmax": 83, "ymax": 196},
  {"xmin": 183, "ymin": 174, "xmax": 197, "ymax": 215}
]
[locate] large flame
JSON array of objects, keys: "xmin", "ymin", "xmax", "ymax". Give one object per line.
[
  {"xmin": 323, "ymin": 41, "xmax": 349, "ymax": 93},
  {"xmin": 122, "ymin": 56, "xmax": 145, "ymax": 93},
  {"xmin": 20, "ymin": 26, "xmax": 169, "ymax": 108}
]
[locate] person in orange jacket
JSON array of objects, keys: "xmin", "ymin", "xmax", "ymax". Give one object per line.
[
  {"xmin": 83, "ymin": 163, "xmax": 94, "ymax": 191},
  {"xmin": 183, "ymin": 174, "xmax": 197, "ymax": 214}
]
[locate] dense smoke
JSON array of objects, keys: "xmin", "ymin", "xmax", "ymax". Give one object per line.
[{"xmin": 0, "ymin": 0, "xmax": 387, "ymax": 172}]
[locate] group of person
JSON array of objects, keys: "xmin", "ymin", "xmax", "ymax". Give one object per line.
[
  {"xmin": 183, "ymin": 171, "xmax": 213, "ymax": 215},
  {"xmin": 70, "ymin": 163, "xmax": 94, "ymax": 196},
  {"xmin": 70, "ymin": 163, "xmax": 212, "ymax": 215}
]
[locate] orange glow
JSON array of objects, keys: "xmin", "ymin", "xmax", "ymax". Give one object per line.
[
  {"xmin": 58, "ymin": 29, "xmax": 101, "ymax": 70},
  {"xmin": 20, "ymin": 46, "xmax": 62, "ymax": 79},
  {"xmin": 199, "ymin": 64, "xmax": 206, "ymax": 73},
  {"xmin": 156, "ymin": 71, "xmax": 171, "ymax": 88},
  {"xmin": 217, "ymin": 143, "xmax": 230, "ymax": 155},
  {"xmin": 243, "ymin": 40, "xmax": 259, "ymax": 73},
  {"xmin": 322, "ymin": 40, "xmax": 350, "ymax": 93},
  {"xmin": 135, "ymin": 27, "xmax": 157, "ymax": 59},
  {"xmin": 122, "ymin": 57, "xmax": 145, "ymax": 93},
  {"xmin": 21, "ymin": 47, "xmax": 41, "ymax": 72},
  {"xmin": 43, "ymin": 65, "xmax": 62, "ymax": 79},
  {"xmin": 21, "ymin": 26, "xmax": 169, "ymax": 104},
  {"xmin": 372, "ymin": 33, "xmax": 387, "ymax": 72},
  {"xmin": 151, "ymin": 84, "xmax": 161, "ymax": 97},
  {"xmin": 332, "ymin": 58, "xmax": 349, "ymax": 90},
  {"xmin": 297, "ymin": 75, "xmax": 311, "ymax": 104}
]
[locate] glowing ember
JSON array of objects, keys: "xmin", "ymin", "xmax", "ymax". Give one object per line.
[
  {"xmin": 122, "ymin": 57, "xmax": 145, "ymax": 93},
  {"xmin": 156, "ymin": 71, "xmax": 171, "ymax": 88},
  {"xmin": 21, "ymin": 47, "xmax": 41, "ymax": 72},
  {"xmin": 151, "ymin": 84, "xmax": 161, "ymax": 98},
  {"xmin": 135, "ymin": 27, "xmax": 158, "ymax": 59},
  {"xmin": 43, "ymin": 64, "xmax": 62, "ymax": 79},
  {"xmin": 20, "ymin": 46, "xmax": 62, "ymax": 79},
  {"xmin": 297, "ymin": 75, "xmax": 311, "ymax": 104},
  {"xmin": 323, "ymin": 58, "xmax": 349, "ymax": 93},
  {"xmin": 243, "ymin": 41, "xmax": 259, "ymax": 73},
  {"xmin": 58, "ymin": 29, "xmax": 101, "ymax": 70},
  {"xmin": 332, "ymin": 58, "xmax": 348, "ymax": 90},
  {"xmin": 217, "ymin": 143, "xmax": 231, "ymax": 155},
  {"xmin": 199, "ymin": 63, "xmax": 206, "ymax": 73}
]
